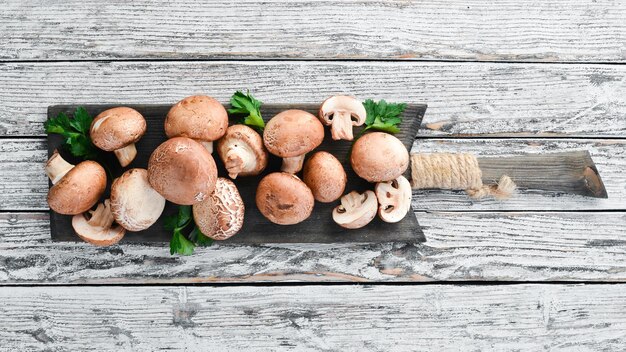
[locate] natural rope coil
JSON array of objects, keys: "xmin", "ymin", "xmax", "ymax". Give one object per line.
[{"xmin": 410, "ymin": 153, "xmax": 516, "ymax": 199}]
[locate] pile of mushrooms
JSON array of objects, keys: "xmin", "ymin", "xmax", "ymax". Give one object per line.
[{"xmin": 46, "ymin": 93, "xmax": 413, "ymax": 247}]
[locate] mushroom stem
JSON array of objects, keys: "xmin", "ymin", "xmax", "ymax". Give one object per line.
[
  {"xmin": 330, "ymin": 111, "xmax": 354, "ymax": 141},
  {"xmin": 199, "ymin": 140, "xmax": 214, "ymax": 154},
  {"xmin": 45, "ymin": 151, "xmax": 75, "ymax": 184},
  {"xmin": 114, "ymin": 144, "xmax": 137, "ymax": 167},
  {"xmin": 281, "ymin": 155, "xmax": 306, "ymax": 174},
  {"xmin": 224, "ymin": 145, "xmax": 255, "ymax": 179},
  {"xmin": 87, "ymin": 200, "xmax": 115, "ymax": 229}
]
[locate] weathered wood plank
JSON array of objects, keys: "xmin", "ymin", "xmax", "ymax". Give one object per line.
[
  {"xmin": 0, "ymin": 61, "xmax": 625, "ymax": 137},
  {"xmin": 3, "ymin": 138, "xmax": 623, "ymax": 211},
  {"xmin": 1, "ymin": 0, "xmax": 625, "ymax": 62},
  {"xmin": 1, "ymin": 284, "xmax": 625, "ymax": 350},
  {"xmin": 2, "ymin": 211, "xmax": 625, "ymax": 283}
]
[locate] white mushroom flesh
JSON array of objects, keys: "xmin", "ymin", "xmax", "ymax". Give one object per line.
[
  {"xmin": 45, "ymin": 151, "xmax": 75, "ymax": 184},
  {"xmin": 198, "ymin": 140, "xmax": 214, "ymax": 154},
  {"xmin": 281, "ymin": 154, "xmax": 306, "ymax": 174},
  {"xmin": 375, "ymin": 175, "xmax": 412, "ymax": 223},
  {"xmin": 332, "ymin": 190, "xmax": 378, "ymax": 229},
  {"xmin": 72, "ymin": 200, "xmax": 126, "ymax": 246},
  {"xmin": 222, "ymin": 139, "xmax": 257, "ymax": 179},
  {"xmin": 320, "ymin": 96, "xmax": 367, "ymax": 141},
  {"xmin": 111, "ymin": 170, "xmax": 166, "ymax": 231},
  {"xmin": 113, "ymin": 143, "xmax": 137, "ymax": 167}
]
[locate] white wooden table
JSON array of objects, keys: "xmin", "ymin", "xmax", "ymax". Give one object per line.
[{"xmin": 1, "ymin": 1, "xmax": 625, "ymax": 350}]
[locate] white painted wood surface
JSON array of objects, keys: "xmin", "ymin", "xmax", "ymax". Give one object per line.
[
  {"xmin": 1, "ymin": 61, "xmax": 625, "ymax": 137},
  {"xmin": 2, "ymin": 138, "xmax": 622, "ymax": 211},
  {"xmin": 2, "ymin": 0, "xmax": 625, "ymax": 62},
  {"xmin": 1, "ymin": 284, "xmax": 625, "ymax": 350},
  {"xmin": 2, "ymin": 211, "xmax": 625, "ymax": 283}
]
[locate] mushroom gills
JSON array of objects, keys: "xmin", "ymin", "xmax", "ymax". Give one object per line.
[
  {"xmin": 332, "ymin": 190, "xmax": 378, "ymax": 229},
  {"xmin": 375, "ymin": 176, "xmax": 412, "ymax": 223},
  {"xmin": 72, "ymin": 200, "xmax": 126, "ymax": 246}
]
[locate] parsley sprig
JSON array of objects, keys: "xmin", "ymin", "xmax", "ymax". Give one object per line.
[
  {"xmin": 361, "ymin": 99, "xmax": 407, "ymax": 135},
  {"xmin": 228, "ymin": 90, "xmax": 265, "ymax": 132},
  {"xmin": 165, "ymin": 205, "xmax": 213, "ymax": 256},
  {"xmin": 44, "ymin": 107, "xmax": 98, "ymax": 160}
]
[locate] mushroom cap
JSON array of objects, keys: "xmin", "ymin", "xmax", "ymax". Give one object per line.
[
  {"xmin": 165, "ymin": 95, "xmax": 228, "ymax": 142},
  {"xmin": 375, "ymin": 175, "xmax": 412, "ymax": 223},
  {"xmin": 110, "ymin": 168, "xmax": 166, "ymax": 231},
  {"xmin": 193, "ymin": 178, "xmax": 245, "ymax": 240},
  {"xmin": 332, "ymin": 190, "xmax": 378, "ymax": 229},
  {"xmin": 256, "ymin": 172, "xmax": 314, "ymax": 225},
  {"xmin": 90, "ymin": 107, "xmax": 146, "ymax": 151},
  {"xmin": 318, "ymin": 95, "xmax": 367, "ymax": 125},
  {"xmin": 303, "ymin": 151, "xmax": 347, "ymax": 203},
  {"xmin": 263, "ymin": 109, "xmax": 324, "ymax": 157},
  {"xmin": 47, "ymin": 160, "xmax": 107, "ymax": 215},
  {"xmin": 217, "ymin": 124, "xmax": 268, "ymax": 177},
  {"xmin": 147, "ymin": 137, "xmax": 218, "ymax": 205},
  {"xmin": 72, "ymin": 201, "xmax": 126, "ymax": 246},
  {"xmin": 351, "ymin": 132, "xmax": 409, "ymax": 182}
]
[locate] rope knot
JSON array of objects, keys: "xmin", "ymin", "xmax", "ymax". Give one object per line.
[{"xmin": 410, "ymin": 153, "xmax": 516, "ymax": 199}]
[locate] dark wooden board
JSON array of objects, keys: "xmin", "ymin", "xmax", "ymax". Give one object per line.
[
  {"xmin": 48, "ymin": 103, "xmax": 427, "ymax": 244},
  {"xmin": 477, "ymin": 151, "xmax": 608, "ymax": 198}
]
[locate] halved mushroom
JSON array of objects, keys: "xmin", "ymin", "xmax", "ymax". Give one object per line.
[
  {"xmin": 90, "ymin": 107, "xmax": 146, "ymax": 167},
  {"xmin": 351, "ymin": 132, "xmax": 409, "ymax": 182},
  {"xmin": 256, "ymin": 172, "xmax": 314, "ymax": 225},
  {"xmin": 148, "ymin": 137, "xmax": 217, "ymax": 205},
  {"xmin": 319, "ymin": 96, "xmax": 367, "ymax": 141},
  {"xmin": 375, "ymin": 176, "xmax": 412, "ymax": 223},
  {"xmin": 217, "ymin": 124, "xmax": 268, "ymax": 179},
  {"xmin": 45, "ymin": 150, "xmax": 107, "ymax": 215},
  {"xmin": 332, "ymin": 190, "xmax": 378, "ymax": 229},
  {"xmin": 303, "ymin": 151, "xmax": 347, "ymax": 203},
  {"xmin": 165, "ymin": 95, "xmax": 228, "ymax": 153},
  {"xmin": 193, "ymin": 178, "xmax": 245, "ymax": 240},
  {"xmin": 110, "ymin": 168, "xmax": 166, "ymax": 231},
  {"xmin": 72, "ymin": 199, "xmax": 126, "ymax": 246},
  {"xmin": 263, "ymin": 109, "xmax": 324, "ymax": 174}
]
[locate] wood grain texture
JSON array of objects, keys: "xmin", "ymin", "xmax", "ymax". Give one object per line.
[
  {"xmin": 1, "ymin": 61, "xmax": 625, "ymax": 137},
  {"xmin": 1, "ymin": 284, "xmax": 625, "ymax": 350},
  {"xmin": 1, "ymin": 0, "xmax": 625, "ymax": 62},
  {"xmin": 3, "ymin": 138, "xmax": 623, "ymax": 211},
  {"xmin": 2, "ymin": 211, "xmax": 626, "ymax": 283}
]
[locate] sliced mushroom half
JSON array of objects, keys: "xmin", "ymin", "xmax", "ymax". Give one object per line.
[
  {"xmin": 332, "ymin": 190, "xmax": 378, "ymax": 229},
  {"xmin": 72, "ymin": 199, "xmax": 126, "ymax": 246},
  {"xmin": 375, "ymin": 175, "xmax": 412, "ymax": 223},
  {"xmin": 319, "ymin": 96, "xmax": 367, "ymax": 141}
]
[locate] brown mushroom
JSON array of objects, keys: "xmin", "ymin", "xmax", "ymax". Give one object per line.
[
  {"xmin": 147, "ymin": 137, "xmax": 217, "ymax": 205},
  {"xmin": 217, "ymin": 124, "xmax": 268, "ymax": 179},
  {"xmin": 90, "ymin": 107, "xmax": 146, "ymax": 167},
  {"xmin": 351, "ymin": 132, "xmax": 409, "ymax": 182},
  {"xmin": 256, "ymin": 172, "xmax": 314, "ymax": 225},
  {"xmin": 303, "ymin": 151, "xmax": 347, "ymax": 203},
  {"xmin": 110, "ymin": 168, "xmax": 166, "ymax": 231},
  {"xmin": 318, "ymin": 96, "xmax": 367, "ymax": 141},
  {"xmin": 72, "ymin": 199, "xmax": 126, "ymax": 246},
  {"xmin": 45, "ymin": 150, "xmax": 106, "ymax": 215},
  {"xmin": 263, "ymin": 109, "xmax": 324, "ymax": 173},
  {"xmin": 193, "ymin": 178, "xmax": 244, "ymax": 240},
  {"xmin": 375, "ymin": 176, "xmax": 412, "ymax": 223},
  {"xmin": 332, "ymin": 190, "xmax": 378, "ymax": 229},
  {"xmin": 165, "ymin": 95, "xmax": 228, "ymax": 153}
]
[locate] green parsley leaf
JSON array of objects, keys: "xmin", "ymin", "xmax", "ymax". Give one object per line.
[
  {"xmin": 44, "ymin": 107, "xmax": 98, "ymax": 160},
  {"xmin": 170, "ymin": 230, "xmax": 196, "ymax": 256},
  {"xmin": 189, "ymin": 226, "xmax": 214, "ymax": 247},
  {"xmin": 228, "ymin": 90, "xmax": 265, "ymax": 132},
  {"xmin": 361, "ymin": 99, "xmax": 407, "ymax": 135}
]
